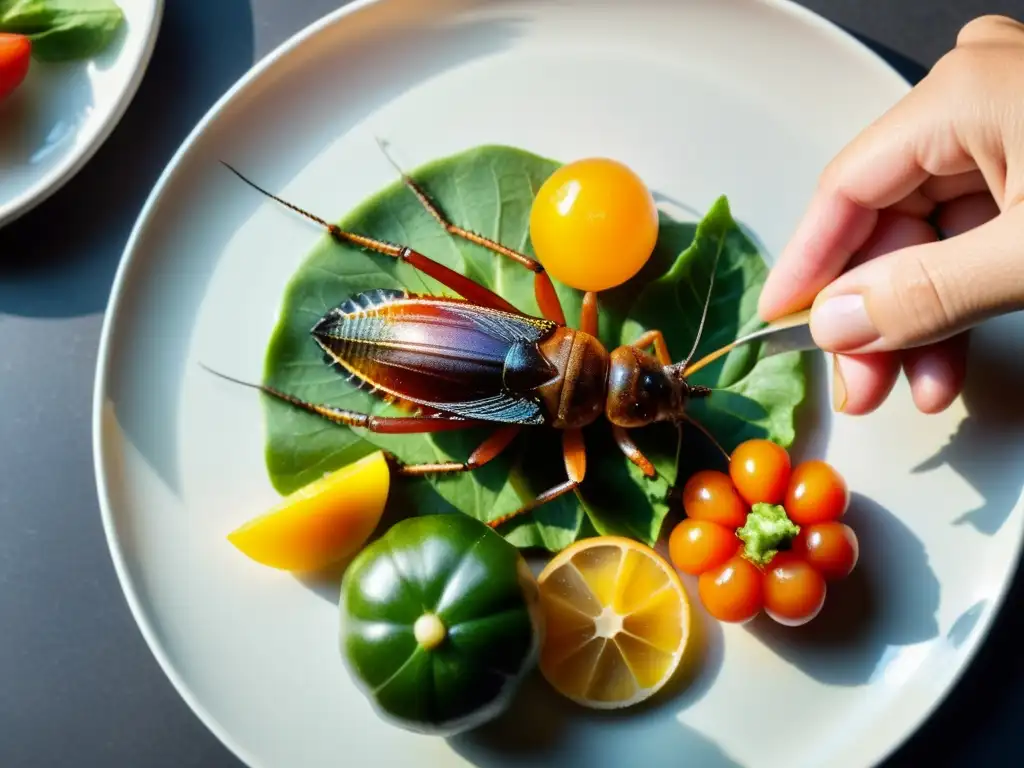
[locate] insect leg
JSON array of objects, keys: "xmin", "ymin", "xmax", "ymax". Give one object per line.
[
  {"xmin": 580, "ymin": 291, "xmax": 599, "ymax": 336},
  {"xmin": 388, "ymin": 425, "xmax": 521, "ymax": 476},
  {"xmin": 609, "ymin": 327, "xmax": 673, "ymax": 477},
  {"xmin": 221, "ymin": 163, "xmax": 522, "ymax": 315},
  {"xmin": 377, "ymin": 141, "xmax": 567, "ymax": 326},
  {"xmin": 487, "ymin": 428, "xmax": 586, "ymax": 529},
  {"xmin": 612, "ymin": 425, "xmax": 656, "ymax": 478},
  {"xmin": 201, "ymin": 365, "xmax": 487, "ymax": 433},
  {"xmin": 630, "ymin": 329, "xmax": 672, "ymax": 366}
]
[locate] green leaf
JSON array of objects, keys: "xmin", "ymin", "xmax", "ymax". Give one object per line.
[
  {"xmin": 259, "ymin": 146, "xmax": 807, "ymax": 553},
  {"xmin": 0, "ymin": 0, "xmax": 123, "ymax": 61},
  {"xmin": 261, "ymin": 146, "xmax": 586, "ymax": 552},
  {"xmin": 620, "ymin": 195, "xmax": 807, "ymax": 465},
  {"xmin": 575, "ymin": 420, "xmax": 681, "ymax": 544}
]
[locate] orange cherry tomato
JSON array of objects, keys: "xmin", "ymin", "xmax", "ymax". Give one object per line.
[
  {"xmin": 668, "ymin": 519, "xmax": 739, "ymax": 576},
  {"xmin": 785, "ymin": 460, "xmax": 850, "ymax": 525},
  {"xmin": 729, "ymin": 439, "xmax": 791, "ymax": 506},
  {"xmin": 792, "ymin": 522, "xmax": 859, "ymax": 580},
  {"xmin": 698, "ymin": 555, "xmax": 763, "ymax": 623},
  {"xmin": 762, "ymin": 552, "xmax": 827, "ymax": 626},
  {"xmin": 681, "ymin": 469, "xmax": 749, "ymax": 529}
]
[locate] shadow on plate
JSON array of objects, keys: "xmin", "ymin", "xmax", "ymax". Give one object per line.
[
  {"xmin": 448, "ymin": 603, "xmax": 734, "ymax": 768},
  {"xmin": 910, "ymin": 323, "xmax": 1024, "ymax": 536},
  {"xmin": 302, "ymin": 549, "xmax": 738, "ymax": 767},
  {"xmin": 749, "ymin": 492, "xmax": 940, "ymax": 686},
  {"xmin": 0, "ymin": 62, "xmax": 97, "ymax": 170},
  {"xmin": 883, "ymin": 559, "xmax": 1024, "ymax": 766}
]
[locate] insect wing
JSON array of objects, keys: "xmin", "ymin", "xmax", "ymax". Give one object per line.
[{"xmin": 313, "ymin": 292, "xmax": 557, "ymax": 424}]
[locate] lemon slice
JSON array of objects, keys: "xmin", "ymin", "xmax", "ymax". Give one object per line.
[{"xmin": 536, "ymin": 536, "xmax": 691, "ymax": 709}]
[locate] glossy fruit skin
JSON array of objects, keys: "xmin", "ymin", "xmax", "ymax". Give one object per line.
[
  {"xmin": 792, "ymin": 522, "xmax": 859, "ymax": 580},
  {"xmin": 227, "ymin": 450, "xmax": 390, "ymax": 572},
  {"xmin": 697, "ymin": 555, "xmax": 763, "ymax": 623},
  {"xmin": 785, "ymin": 459, "xmax": 850, "ymax": 525},
  {"xmin": 673, "ymin": 446, "xmax": 857, "ymax": 628},
  {"xmin": 0, "ymin": 34, "xmax": 31, "ymax": 103},
  {"xmin": 339, "ymin": 514, "xmax": 542, "ymax": 736},
  {"xmin": 681, "ymin": 469, "xmax": 749, "ymax": 529},
  {"xmin": 529, "ymin": 157, "xmax": 658, "ymax": 292},
  {"xmin": 669, "ymin": 519, "xmax": 739, "ymax": 575},
  {"xmin": 762, "ymin": 553, "xmax": 827, "ymax": 626},
  {"xmin": 729, "ymin": 439, "xmax": 792, "ymax": 506}
]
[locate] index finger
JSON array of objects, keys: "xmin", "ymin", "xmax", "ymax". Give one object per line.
[{"xmin": 757, "ymin": 69, "xmax": 974, "ymax": 322}]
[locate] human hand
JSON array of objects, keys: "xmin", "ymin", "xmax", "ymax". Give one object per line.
[{"xmin": 758, "ymin": 15, "xmax": 1024, "ymax": 416}]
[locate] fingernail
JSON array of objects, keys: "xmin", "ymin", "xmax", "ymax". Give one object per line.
[
  {"xmin": 811, "ymin": 293, "xmax": 879, "ymax": 350},
  {"xmin": 832, "ymin": 354, "xmax": 847, "ymax": 412}
]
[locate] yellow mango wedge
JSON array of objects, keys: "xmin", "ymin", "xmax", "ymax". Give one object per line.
[{"xmin": 228, "ymin": 451, "xmax": 391, "ymax": 573}]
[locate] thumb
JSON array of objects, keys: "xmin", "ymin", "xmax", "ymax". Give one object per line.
[{"xmin": 808, "ymin": 204, "xmax": 1024, "ymax": 352}]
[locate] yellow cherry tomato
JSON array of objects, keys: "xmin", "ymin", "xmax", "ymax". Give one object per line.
[{"xmin": 529, "ymin": 157, "xmax": 659, "ymax": 292}]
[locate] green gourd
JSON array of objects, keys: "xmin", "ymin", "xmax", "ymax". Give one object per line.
[{"xmin": 339, "ymin": 514, "xmax": 543, "ymax": 735}]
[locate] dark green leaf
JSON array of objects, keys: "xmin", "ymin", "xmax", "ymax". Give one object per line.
[
  {"xmin": 0, "ymin": 0, "xmax": 123, "ymax": 62},
  {"xmin": 259, "ymin": 146, "xmax": 807, "ymax": 552},
  {"xmin": 620, "ymin": 195, "xmax": 807, "ymax": 461},
  {"xmin": 261, "ymin": 146, "xmax": 586, "ymax": 552}
]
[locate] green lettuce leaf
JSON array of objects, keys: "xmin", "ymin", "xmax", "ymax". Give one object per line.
[
  {"xmin": 258, "ymin": 146, "xmax": 806, "ymax": 552},
  {"xmin": 0, "ymin": 0, "xmax": 124, "ymax": 61},
  {"xmin": 620, "ymin": 195, "xmax": 807, "ymax": 461}
]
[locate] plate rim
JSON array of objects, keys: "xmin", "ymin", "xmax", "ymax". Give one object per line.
[
  {"xmin": 90, "ymin": 2, "xmax": 1018, "ymax": 767},
  {"xmin": 0, "ymin": 0, "xmax": 166, "ymax": 228}
]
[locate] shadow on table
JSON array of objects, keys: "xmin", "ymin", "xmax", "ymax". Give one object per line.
[{"xmin": 0, "ymin": 0, "xmax": 258, "ymax": 318}]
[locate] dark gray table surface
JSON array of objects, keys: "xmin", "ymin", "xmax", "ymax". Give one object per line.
[{"xmin": 2, "ymin": 1, "xmax": 1022, "ymax": 766}]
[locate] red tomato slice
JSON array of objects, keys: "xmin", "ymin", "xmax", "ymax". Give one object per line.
[{"xmin": 0, "ymin": 34, "xmax": 31, "ymax": 103}]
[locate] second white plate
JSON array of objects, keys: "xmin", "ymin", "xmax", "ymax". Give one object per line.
[{"xmin": 0, "ymin": 0, "xmax": 163, "ymax": 227}]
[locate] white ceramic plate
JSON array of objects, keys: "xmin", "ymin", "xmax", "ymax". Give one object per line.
[
  {"xmin": 92, "ymin": 1, "xmax": 1024, "ymax": 767},
  {"xmin": 0, "ymin": 0, "xmax": 163, "ymax": 227}
]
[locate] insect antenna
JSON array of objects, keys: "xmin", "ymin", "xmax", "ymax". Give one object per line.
[
  {"xmin": 680, "ymin": 413, "xmax": 731, "ymax": 464},
  {"xmin": 198, "ymin": 363, "xmax": 480, "ymax": 434},
  {"xmin": 220, "ymin": 162, "xmax": 343, "ymax": 237},
  {"xmin": 678, "ymin": 237, "xmax": 725, "ymax": 373},
  {"xmin": 664, "ymin": 230, "xmax": 728, "ymax": 388},
  {"xmin": 198, "ymin": 363, "xmax": 330, "ymax": 416},
  {"xmin": 221, "ymin": 162, "xmax": 422, "ymax": 262}
]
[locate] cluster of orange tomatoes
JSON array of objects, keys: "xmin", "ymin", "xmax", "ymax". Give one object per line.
[{"xmin": 668, "ymin": 439, "xmax": 858, "ymax": 626}]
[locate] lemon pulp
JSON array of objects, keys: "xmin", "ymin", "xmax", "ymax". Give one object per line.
[{"xmin": 536, "ymin": 537, "xmax": 691, "ymax": 709}]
